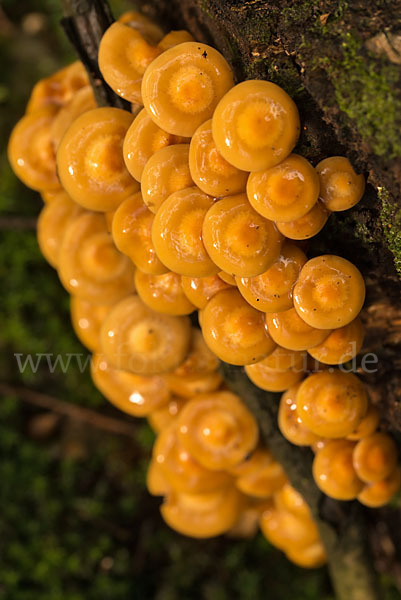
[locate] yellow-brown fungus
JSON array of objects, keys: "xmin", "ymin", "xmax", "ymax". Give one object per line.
[
  {"xmin": 142, "ymin": 42, "xmax": 234, "ymax": 137},
  {"xmin": 146, "ymin": 458, "xmax": 171, "ymax": 496},
  {"xmin": 276, "ymin": 200, "xmax": 330, "ymax": 240},
  {"xmin": 293, "ymin": 255, "xmax": 366, "ymax": 329},
  {"xmin": 274, "ymin": 483, "xmax": 311, "ymax": 520},
  {"xmin": 141, "ymin": 144, "xmax": 192, "ymax": 213},
  {"xmin": 260, "ymin": 504, "xmax": 319, "ymax": 551},
  {"xmin": 316, "ymin": 156, "xmax": 365, "ymax": 212},
  {"xmin": 135, "ymin": 269, "xmax": 196, "ymax": 316},
  {"xmin": 353, "ymin": 432, "xmax": 398, "ymax": 483},
  {"xmin": 112, "ymin": 191, "xmax": 168, "ymax": 274},
  {"xmin": 296, "ymin": 371, "xmax": 368, "ymax": 438},
  {"xmin": 189, "ymin": 119, "xmax": 248, "ymax": 197},
  {"xmin": 58, "ymin": 212, "xmax": 136, "ymax": 303},
  {"xmin": 8, "ymin": 105, "xmax": 60, "ymax": 191},
  {"xmin": 262, "ymin": 346, "xmax": 307, "ymax": 371},
  {"xmin": 233, "ymin": 449, "xmax": 287, "ymax": 499},
  {"xmin": 70, "ymin": 297, "xmax": 111, "ymax": 352},
  {"xmin": 346, "ymin": 404, "xmax": 380, "ymax": 441},
  {"xmin": 158, "ymin": 30, "xmax": 195, "ymax": 50},
  {"xmin": 100, "ymin": 294, "xmax": 191, "ymax": 374},
  {"xmin": 37, "ymin": 192, "xmax": 83, "ymax": 268},
  {"xmin": 236, "ymin": 241, "xmax": 307, "ymax": 312},
  {"xmin": 265, "ymin": 308, "xmax": 332, "ymax": 351},
  {"xmin": 245, "ymin": 361, "xmax": 304, "ymax": 392},
  {"xmin": 152, "ymin": 187, "xmax": 218, "ymax": 277},
  {"xmin": 91, "ymin": 352, "xmax": 170, "ymax": 416},
  {"xmin": 202, "ymin": 194, "xmax": 283, "ymax": 277},
  {"xmin": 312, "ymin": 439, "xmax": 364, "ymax": 500},
  {"xmin": 247, "ymin": 154, "xmax": 319, "ymax": 222},
  {"xmin": 278, "ymin": 384, "xmax": 320, "ymax": 446},
  {"xmin": 286, "ymin": 542, "xmax": 327, "ymax": 569},
  {"xmin": 177, "ymin": 391, "xmax": 259, "ymax": 470},
  {"xmin": 202, "ymin": 288, "xmax": 276, "ymax": 365},
  {"xmin": 181, "ymin": 274, "xmax": 231, "ymax": 309},
  {"xmin": 358, "ymin": 467, "xmax": 401, "ymax": 508},
  {"xmin": 307, "ymin": 317, "xmax": 364, "ymax": 364},
  {"xmin": 148, "ymin": 396, "xmax": 188, "ymax": 433},
  {"xmin": 212, "ymin": 80, "xmax": 300, "ymax": 172},
  {"xmin": 123, "ymin": 108, "xmax": 189, "ymax": 182},
  {"xmin": 26, "ymin": 61, "xmax": 89, "ymax": 113},
  {"xmin": 99, "ymin": 22, "xmax": 162, "ymax": 104},
  {"xmin": 118, "ymin": 10, "xmax": 164, "ymax": 44},
  {"xmin": 57, "ymin": 107, "xmax": 139, "ymax": 211},
  {"xmin": 218, "ymin": 271, "xmax": 236, "ymax": 286},
  {"xmin": 51, "ymin": 85, "xmax": 96, "ymax": 150},
  {"xmin": 153, "ymin": 423, "xmax": 231, "ymax": 493}
]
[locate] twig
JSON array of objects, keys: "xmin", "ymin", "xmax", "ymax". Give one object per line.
[{"xmin": 0, "ymin": 382, "xmax": 135, "ymax": 437}]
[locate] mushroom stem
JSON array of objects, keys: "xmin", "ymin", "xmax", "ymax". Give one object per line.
[{"xmin": 220, "ymin": 362, "xmax": 381, "ymax": 600}]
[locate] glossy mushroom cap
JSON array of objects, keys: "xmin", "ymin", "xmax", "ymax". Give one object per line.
[
  {"xmin": 152, "ymin": 187, "xmax": 218, "ymax": 277},
  {"xmin": 8, "ymin": 106, "xmax": 60, "ymax": 191},
  {"xmin": 346, "ymin": 404, "xmax": 380, "ymax": 441},
  {"xmin": 312, "ymin": 439, "xmax": 364, "ymax": 500},
  {"xmin": 352, "ymin": 432, "xmax": 398, "ymax": 483},
  {"xmin": 117, "ymin": 10, "xmax": 164, "ymax": 44},
  {"xmin": 141, "ymin": 144, "xmax": 192, "ymax": 213},
  {"xmin": 146, "ymin": 458, "xmax": 171, "ymax": 496},
  {"xmin": 278, "ymin": 384, "xmax": 321, "ymax": 446},
  {"xmin": 307, "ymin": 317, "xmax": 364, "ymax": 364},
  {"xmin": 286, "ymin": 542, "xmax": 327, "ymax": 569},
  {"xmin": 158, "ymin": 30, "xmax": 195, "ymax": 50},
  {"xmin": 202, "ymin": 288, "xmax": 276, "ymax": 365},
  {"xmin": 160, "ymin": 485, "xmax": 244, "ymax": 538},
  {"xmin": 231, "ymin": 449, "xmax": 287, "ymax": 499},
  {"xmin": 58, "ymin": 212, "xmax": 136, "ymax": 303},
  {"xmin": 316, "ymin": 156, "xmax": 365, "ymax": 212},
  {"xmin": 181, "ymin": 274, "xmax": 232, "ymax": 309},
  {"xmin": 358, "ymin": 467, "xmax": 401, "ymax": 508},
  {"xmin": 51, "ymin": 85, "xmax": 96, "ymax": 150},
  {"xmin": 141, "ymin": 42, "xmax": 234, "ymax": 137},
  {"xmin": 57, "ymin": 107, "xmax": 139, "ymax": 211},
  {"xmin": 276, "ymin": 200, "xmax": 330, "ymax": 240},
  {"xmin": 153, "ymin": 423, "xmax": 231, "ymax": 493},
  {"xmin": 91, "ymin": 352, "xmax": 170, "ymax": 416},
  {"xmin": 262, "ymin": 346, "xmax": 307, "ymax": 371},
  {"xmin": 274, "ymin": 483, "xmax": 311, "ymax": 519},
  {"xmin": 177, "ymin": 391, "xmax": 259, "ymax": 470},
  {"xmin": 112, "ymin": 191, "xmax": 168, "ymax": 275},
  {"xmin": 296, "ymin": 371, "xmax": 368, "ymax": 438},
  {"xmin": 148, "ymin": 396, "xmax": 188, "ymax": 433},
  {"xmin": 265, "ymin": 308, "xmax": 332, "ymax": 352},
  {"xmin": 245, "ymin": 360, "xmax": 304, "ymax": 392},
  {"xmin": 189, "ymin": 119, "xmax": 248, "ymax": 197},
  {"xmin": 98, "ymin": 22, "xmax": 162, "ymax": 104},
  {"xmin": 260, "ymin": 504, "xmax": 320, "ymax": 551},
  {"xmin": 202, "ymin": 194, "xmax": 283, "ymax": 277},
  {"xmin": 236, "ymin": 242, "xmax": 307, "ymax": 312},
  {"xmin": 37, "ymin": 192, "xmax": 83, "ymax": 268},
  {"xmin": 218, "ymin": 271, "xmax": 236, "ymax": 286},
  {"xmin": 100, "ymin": 294, "xmax": 192, "ymax": 374},
  {"xmin": 70, "ymin": 297, "xmax": 111, "ymax": 352},
  {"xmin": 212, "ymin": 80, "xmax": 300, "ymax": 172},
  {"xmin": 123, "ymin": 108, "xmax": 189, "ymax": 182},
  {"xmin": 247, "ymin": 154, "xmax": 319, "ymax": 222},
  {"xmin": 135, "ymin": 270, "xmax": 196, "ymax": 315},
  {"xmin": 293, "ymin": 255, "xmax": 366, "ymax": 329},
  {"xmin": 26, "ymin": 61, "xmax": 89, "ymax": 113}
]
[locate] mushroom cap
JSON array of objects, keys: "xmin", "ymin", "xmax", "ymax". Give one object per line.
[
  {"xmin": 57, "ymin": 107, "xmax": 139, "ymax": 211},
  {"xmin": 245, "ymin": 361, "xmax": 304, "ymax": 392},
  {"xmin": 266, "ymin": 308, "xmax": 332, "ymax": 351},
  {"xmin": 202, "ymin": 194, "xmax": 283, "ymax": 278},
  {"xmin": 307, "ymin": 317, "xmax": 364, "ymax": 364},
  {"xmin": 202, "ymin": 288, "xmax": 276, "ymax": 365},
  {"xmin": 286, "ymin": 542, "xmax": 327, "ymax": 568},
  {"xmin": 141, "ymin": 41, "xmax": 234, "ymax": 137},
  {"xmin": 117, "ymin": 10, "xmax": 164, "ymax": 44},
  {"xmin": 148, "ymin": 396, "xmax": 188, "ymax": 433},
  {"xmin": 212, "ymin": 79, "xmax": 300, "ymax": 172},
  {"xmin": 146, "ymin": 458, "xmax": 171, "ymax": 496},
  {"xmin": 352, "ymin": 432, "xmax": 398, "ymax": 483},
  {"xmin": 26, "ymin": 61, "xmax": 89, "ymax": 113},
  {"xmin": 135, "ymin": 269, "xmax": 196, "ymax": 316},
  {"xmin": 262, "ymin": 346, "xmax": 307, "ymax": 371},
  {"xmin": 346, "ymin": 404, "xmax": 380, "ymax": 441},
  {"xmin": 260, "ymin": 504, "xmax": 320, "ymax": 551},
  {"xmin": 275, "ymin": 200, "xmax": 330, "ymax": 240},
  {"xmin": 278, "ymin": 384, "xmax": 321, "ymax": 446},
  {"xmin": 312, "ymin": 439, "xmax": 364, "ymax": 500},
  {"xmin": 70, "ymin": 297, "xmax": 111, "ymax": 352},
  {"xmin": 296, "ymin": 371, "xmax": 368, "ymax": 438},
  {"xmin": 274, "ymin": 483, "xmax": 311, "ymax": 520},
  {"xmin": 293, "ymin": 255, "xmax": 366, "ymax": 329},
  {"xmin": 181, "ymin": 274, "xmax": 232, "ymax": 309},
  {"xmin": 232, "ymin": 449, "xmax": 287, "ymax": 499},
  {"xmin": 51, "ymin": 85, "xmax": 96, "ymax": 151},
  {"xmin": 358, "ymin": 466, "xmax": 401, "ymax": 508},
  {"xmin": 316, "ymin": 156, "xmax": 365, "ymax": 212}
]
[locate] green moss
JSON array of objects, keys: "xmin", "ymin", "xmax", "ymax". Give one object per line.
[{"xmin": 378, "ymin": 186, "xmax": 401, "ymax": 276}]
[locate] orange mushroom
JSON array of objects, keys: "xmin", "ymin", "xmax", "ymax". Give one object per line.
[
  {"xmin": 352, "ymin": 432, "xmax": 398, "ymax": 483},
  {"xmin": 141, "ymin": 144, "xmax": 192, "ymax": 213},
  {"xmin": 293, "ymin": 255, "xmax": 366, "ymax": 329},
  {"xmin": 51, "ymin": 85, "xmax": 96, "ymax": 150},
  {"xmin": 358, "ymin": 466, "xmax": 401, "ymax": 508},
  {"xmin": 274, "ymin": 483, "xmax": 311, "ymax": 520},
  {"xmin": 286, "ymin": 542, "xmax": 327, "ymax": 569},
  {"xmin": 146, "ymin": 458, "xmax": 171, "ymax": 496},
  {"xmin": 58, "ymin": 212, "xmax": 136, "ymax": 304},
  {"xmin": 218, "ymin": 271, "xmax": 236, "ymax": 286},
  {"xmin": 141, "ymin": 41, "xmax": 234, "ymax": 136},
  {"xmin": 262, "ymin": 346, "xmax": 307, "ymax": 371},
  {"xmin": 236, "ymin": 241, "xmax": 307, "ymax": 312},
  {"xmin": 152, "ymin": 187, "xmax": 219, "ymax": 277},
  {"xmin": 189, "ymin": 119, "xmax": 248, "ymax": 197},
  {"xmin": 245, "ymin": 360, "xmax": 304, "ymax": 392},
  {"xmin": 265, "ymin": 308, "xmax": 332, "ymax": 352},
  {"xmin": 231, "ymin": 449, "xmax": 287, "ymax": 499},
  {"xmin": 99, "ymin": 294, "xmax": 191, "ymax": 374},
  {"xmin": 118, "ymin": 10, "xmax": 164, "ymax": 44},
  {"xmin": 91, "ymin": 352, "xmax": 171, "ymax": 417},
  {"xmin": 296, "ymin": 371, "xmax": 368, "ymax": 438},
  {"xmin": 212, "ymin": 80, "xmax": 300, "ymax": 172},
  {"xmin": 148, "ymin": 396, "xmax": 188, "ymax": 433},
  {"xmin": 177, "ymin": 391, "xmax": 259, "ymax": 470},
  {"xmin": 307, "ymin": 317, "xmax": 364, "ymax": 364},
  {"xmin": 26, "ymin": 61, "xmax": 89, "ymax": 113},
  {"xmin": 70, "ymin": 297, "xmax": 111, "ymax": 352},
  {"xmin": 201, "ymin": 288, "xmax": 276, "ymax": 365},
  {"xmin": 181, "ymin": 274, "xmax": 232, "ymax": 309},
  {"xmin": 316, "ymin": 156, "xmax": 365, "ymax": 212},
  {"xmin": 247, "ymin": 154, "xmax": 319, "ymax": 222},
  {"xmin": 346, "ymin": 404, "xmax": 380, "ymax": 441},
  {"xmin": 275, "ymin": 200, "xmax": 330, "ymax": 240},
  {"xmin": 158, "ymin": 30, "xmax": 195, "ymax": 50},
  {"xmin": 278, "ymin": 384, "xmax": 321, "ymax": 446},
  {"xmin": 135, "ymin": 269, "xmax": 196, "ymax": 315},
  {"xmin": 312, "ymin": 439, "xmax": 364, "ymax": 500},
  {"xmin": 111, "ymin": 192, "xmax": 168, "ymax": 275},
  {"xmin": 202, "ymin": 194, "xmax": 283, "ymax": 277},
  {"xmin": 260, "ymin": 504, "xmax": 320, "ymax": 551},
  {"xmin": 57, "ymin": 107, "xmax": 139, "ymax": 211}
]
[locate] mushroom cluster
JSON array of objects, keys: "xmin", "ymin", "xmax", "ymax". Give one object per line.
[{"xmin": 8, "ymin": 9, "xmax": 399, "ymax": 566}]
